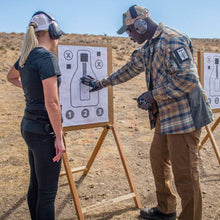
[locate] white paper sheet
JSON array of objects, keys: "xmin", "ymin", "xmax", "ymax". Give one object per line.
[
  {"xmin": 58, "ymin": 45, "xmax": 109, "ymax": 127},
  {"xmin": 203, "ymin": 53, "xmax": 220, "ymax": 110}
]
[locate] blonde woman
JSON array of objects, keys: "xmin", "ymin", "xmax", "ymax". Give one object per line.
[{"xmin": 7, "ymin": 11, "xmax": 65, "ymax": 220}]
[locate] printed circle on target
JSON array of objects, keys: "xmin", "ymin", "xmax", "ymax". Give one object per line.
[
  {"xmin": 96, "ymin": 107, "xmax": 104, "ymax": 117},
  {"xmin": 206, "ymin": 56, "xmax": 212, "ymax": 63},
  {"xmin": 81, "ymin": 109, "xmax": 89, "ymax": 118},
  {"xmin": 95, "ymin": 59, "xmax": 103, "ymax": 69},
  {"xmin": 64, "ymin": 50, "xmax": 73, "ymax": 61},
  {"xmin": 66, "ymin": 110, "xmax": 74, "ymax": 119}
]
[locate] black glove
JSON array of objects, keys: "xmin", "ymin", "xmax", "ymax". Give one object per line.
[
  {"xmin": 137, "ymin": 91, "xmax": 156, "ymax": 110},
  {"xmin": 80, "ymin": 75, "xmax": 103, "ymax": 92},
  {"xmin": 137, "ymin": 99, "xmax": 152, "ymax": 110}
]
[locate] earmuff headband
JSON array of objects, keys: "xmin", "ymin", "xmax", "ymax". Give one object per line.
[
  {"xmin": 129, "ymin": 5, "xmax": 138, "ymax": 19},
  {"xmin": 32, "ymin": 11, "xmax": 55, "ymax": 21}
]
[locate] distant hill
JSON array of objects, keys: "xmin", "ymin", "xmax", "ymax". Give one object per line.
[{"xmin": 0, "ymin": 32, "xmax": 220, "ymax": 75}]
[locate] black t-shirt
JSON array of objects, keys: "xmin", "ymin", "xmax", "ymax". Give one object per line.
[
  {"xmin": 14, "ymin": 47, "xmax": 61, "ymax": 134},
  {"xmin": 14, "ymin": 47, "xmax": 61, "ymax": 115}
]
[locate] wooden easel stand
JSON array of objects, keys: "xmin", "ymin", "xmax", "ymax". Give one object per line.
[
  {"xmin": 199, "ymin": 117, "xmax": 220, "ymax": 150},
  {"xmin": 61, "ymin": 125, "xmax": 142, "ymax": 220},
  {"xmin": 199, "ymin": 121, "xmax": 220, "ymax": 165}
]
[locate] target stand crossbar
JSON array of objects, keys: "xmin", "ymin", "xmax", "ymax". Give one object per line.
[
  {"xmin": 60, "ymin": 124, "xmax": 142, "ymax": 220},
  {"xmin": 198, "ymin": 118, "xmax": 220, "ymax": 165}
]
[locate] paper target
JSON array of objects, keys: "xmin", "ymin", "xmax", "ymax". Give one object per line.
[
  {"xmin": 203, "ymin": 53, "xmax": 220, "ymax": 110},
  {"xmin": 58, "ymin": 44, "xmax": 110, "ymax": 127}
]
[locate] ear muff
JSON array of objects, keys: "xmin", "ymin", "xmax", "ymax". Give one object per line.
[
  {"xmin": 32, "ymin": 11, "xmax": 63, "ymax": 39},
  {"xmin": 129, "ymin": 5, "xmax": 148, "ymax": 34},
  {"xmin": 48, "ymin": 22, "xmax": 63, "ymax": 40},
  {"xmin": 133, "ymin": 19, "xmax": 148, "ymax": 34}
]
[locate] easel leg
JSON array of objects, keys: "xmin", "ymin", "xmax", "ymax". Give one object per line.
[
  {"xmin": 83, "ymin": 126, "xmax": 109, "ymax": 175},
  {"xmin": 61, "ymin": 125, "xmax": 142, "ymax": 218},
  {"xmin": 62, "ymin": 152, "xmax": 85, "ymax": 220},
  {"xmin": 199, "ymin": 117, "xmax": 220, "ymax": 150},
  {"xmin": 204, "ymin": 125, "xmax": 220, "ymax": 165},
  {"xmin": 111, "ymin": 125, "xmax": 142, "ymax": 209}
]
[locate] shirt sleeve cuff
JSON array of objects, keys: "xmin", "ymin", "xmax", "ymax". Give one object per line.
[
  {"xmin": 100, "ymin": 77, "xmax": 112, "ymax": 88},
  {"xmin": 152, "ymin": 87, "xmax": 168, "ymax": 101}
]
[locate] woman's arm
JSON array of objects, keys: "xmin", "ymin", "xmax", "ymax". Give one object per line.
[
  {"xmin": 7, "ymin": 66, "xmax": 22, "ymax": 88},
  {"xmin": 42, "ymin": 76, "xmax": 65, "ymax": 162}
]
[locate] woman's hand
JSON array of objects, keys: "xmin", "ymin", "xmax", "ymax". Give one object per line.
[{"xmin": 52, "ymin": 137, "xmax": 65, "ymax": 162}]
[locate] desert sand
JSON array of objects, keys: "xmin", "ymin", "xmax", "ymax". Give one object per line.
[{"xmin": 0, "ymin": 32, "xmax": 219, "ymax": 219}]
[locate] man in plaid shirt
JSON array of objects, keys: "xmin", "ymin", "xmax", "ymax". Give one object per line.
[{"xmin": 81, "ymin": 5, "xmax": 213, "ymax": 220}]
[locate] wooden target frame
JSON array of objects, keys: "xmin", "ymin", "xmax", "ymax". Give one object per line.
[
  {"xmin": 56, "ymin": 43, "xmax": 142, "ymax": 220},
  {"xmin": 197, "ymin": 51, "xmax": 220, "ymax": 165}
]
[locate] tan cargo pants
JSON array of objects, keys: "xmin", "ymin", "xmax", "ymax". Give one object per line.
[{"xmin": 150, "ymin": 116, "xmax": 202, "ymax": 220}]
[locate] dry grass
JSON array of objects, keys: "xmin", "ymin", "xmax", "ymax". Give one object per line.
[{"xmin": 0, "ymin": 32, "xmax": 219, "ymax": 220}]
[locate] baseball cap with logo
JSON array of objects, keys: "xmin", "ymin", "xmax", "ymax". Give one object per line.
[{"xmin": 117, "ymin": 5, "xmax": 150, "ymax": 35}]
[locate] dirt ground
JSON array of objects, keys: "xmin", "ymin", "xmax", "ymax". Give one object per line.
[{"xmin": 0, "ymin": 33, "xmax": 220, "ymax": 220}]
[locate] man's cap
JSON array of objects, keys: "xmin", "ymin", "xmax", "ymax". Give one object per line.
[{"xmin": 117, "ymin": 5, "xmax": 150, "ymax": 35}]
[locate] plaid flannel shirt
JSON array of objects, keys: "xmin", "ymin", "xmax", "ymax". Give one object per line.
[{"xmin": 106, "ymin": 23, "xmax": 212, "ymax": 134}]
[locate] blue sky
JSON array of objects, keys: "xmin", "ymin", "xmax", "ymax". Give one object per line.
[{"xmin": 0, "ymin": 0, "xmax": 220, "ymax": 38}]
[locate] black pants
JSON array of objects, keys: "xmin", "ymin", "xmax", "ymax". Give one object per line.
[{"xmin": 21, "ymin": 129, "xmax": 61, "ymax": 220}]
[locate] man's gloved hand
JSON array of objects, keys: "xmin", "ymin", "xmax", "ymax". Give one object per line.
[
  {"xmin": 80, "ymin": 75, "xmax": 103, "ymax": 92},
  {"xmin": 137, "ymin": 99, "xmax": 152, "ymax": 110},
  {"xmin": 137, "ymin": 91, "xmax": 156, "ymax": 110}
]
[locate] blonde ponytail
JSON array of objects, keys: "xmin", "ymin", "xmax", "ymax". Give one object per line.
[{"xmin": 19, "ymin": 22, "xmax": 38, "ymax": 67}]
